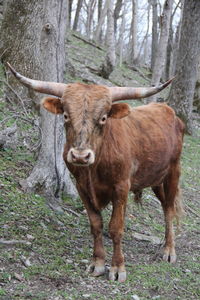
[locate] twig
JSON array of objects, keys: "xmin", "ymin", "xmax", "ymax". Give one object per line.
[
  {"xmin": 185, "ymin": 204, "xmax": 200, "ymax": 218},
  {"xmin": 63, "ymin": 207, "xmax": 81, "ymax": 217},
  {"xmin": 0, "ymin": 79, "xmax": 29, "ymax": 117},
  {"xmin": 0, "ymin": 48, "xmax": 9, "ymax": 59},
  {"xmin": 0, "ymin": 239, "xmax": 31, "ymax": 246},
  {"xmin": 127, "ymin": 65, "xmax": 151, "ymax": 83},
  {"xmin": 72, "ymin": 33, "xmax": 104, "ymax": 51}
]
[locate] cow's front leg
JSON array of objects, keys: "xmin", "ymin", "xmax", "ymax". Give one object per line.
[
  {"xmin": 87, "ymin": 209, "xmax": 106, "ymax": 276},
  {"xmin": 109, "ymin": 182, "xmax": 128, "ymax": 282},
  {"xmin": 77, "ymin": 188, "xmax": 106, "ymax": 277}
]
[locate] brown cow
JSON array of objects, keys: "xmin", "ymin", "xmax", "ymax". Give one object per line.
[{"xmin": 7, "ymin": 63, "xmax": 184, "ymax": 282}]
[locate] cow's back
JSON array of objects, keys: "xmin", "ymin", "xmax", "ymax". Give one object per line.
[{"xmin": 99, "ymin": 103, "xmax": 184, "ymax": 190}]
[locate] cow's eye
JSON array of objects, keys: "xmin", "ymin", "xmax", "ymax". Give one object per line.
[
  {"xmin": 99, "ymin": 114, "xmax": 107, "ymax": 125},
  {"xmin": 64, "ymin": 112, "xmax": 70, "ymax": 123}
]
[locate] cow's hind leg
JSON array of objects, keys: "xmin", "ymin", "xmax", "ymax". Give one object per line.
[
  {"xmin": 152, "ymin": 163, "xmax": 183, "ymax": 263},
  {"xmin": 109, "ymin": 182, "xmax": 129, "ymax": 282}
]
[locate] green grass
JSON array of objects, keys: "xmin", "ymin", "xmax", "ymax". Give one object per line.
[
  {"xmin": 0, "ymin": 130, "xmax": 199, "ymax": 299},
  {"xmin": 0, "ymin": 32, "xmax": 200, "ymax": 299}
]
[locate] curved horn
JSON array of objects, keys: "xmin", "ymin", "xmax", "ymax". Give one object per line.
[
  {"xmin": 109, "ymin": 78, "xmax": 174, "ymax": 102},
  {"xmin": 6, "ymin": 62, "xmax": 67, "ymax": 97}
]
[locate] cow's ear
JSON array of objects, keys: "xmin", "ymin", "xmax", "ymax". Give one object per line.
[
  {"xmin": 42, "ymin": 97, "xmax": 63, "ymax": 114},
  {"xmin": 109, "ymin": 103, "xmax": 131, "ymax": 119}
]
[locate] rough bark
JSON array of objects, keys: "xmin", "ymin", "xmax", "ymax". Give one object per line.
[
  {"xmin": 0, "ymin": 0, "xmax": 77, "ymax": 209},
  {"xmin": 73, "ymin": 0, "xmax": 83, "ymax": 31},
  {"xmin": 194, "ymin": 57, "xmax": 200, "ymax": 113},
  {"xmin": 129, "ymin": 0, "xmax": 138, "ymax": 65},
  {"xmin": 149, "ymin": 0, "xmax": 173, "ymax": 102},
  {"xmin": 0, "ymin": 0, "xmax": 3, "ymax": 24},
  {"xmin": 99, "ymin": 0, "xmax": 116, "ymax": 79},
  {"xmin": 168, "ymin": 0, "xmax": 200, "ymax": 134},
  {"xmin": 151, "ymin": 0, "xmax": 158, "ymax": 71}
]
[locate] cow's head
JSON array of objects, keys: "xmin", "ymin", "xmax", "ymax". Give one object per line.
[
  {"xmin": 42, "ymin": 83, "xmax": 131, "ymax": 166},
  {"xmin": 6, "ymin": 62, "xmax": 173, "ymax": 166}
]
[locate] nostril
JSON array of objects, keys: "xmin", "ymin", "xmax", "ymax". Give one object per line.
[
  {"xmin": 84, "ymin": 152, "xmax": 91, "ymax": 161},
  {"xmin": 71, "ymin": 151, "xmax": 76, "ymax": 160}
]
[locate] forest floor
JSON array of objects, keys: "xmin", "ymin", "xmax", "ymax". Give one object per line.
[{"xmin": 0, "ymin": 32, "xmax": 200, "ymax": 300}]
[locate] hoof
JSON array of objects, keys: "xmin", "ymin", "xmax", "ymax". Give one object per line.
[
  {"xmin": 109, "ymin": 266, "xmax": 127, "ymax": 283},
  {"xmin": 87, "ymin": 262, "xmax": 106, "ymax": 277},
  {"xmin": 163, "ymin": 254, "xmax": 177, "ymax": 263},
  {"xmin": 92, "ymin": 265, "xmax": 106, "ymax": 277},
  {"xmin": 163, "ymin": 248, "xmax": 177, "ymax": 263}
]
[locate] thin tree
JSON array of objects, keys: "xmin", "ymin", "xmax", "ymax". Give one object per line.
[
  {"xmin": 164, "ymin": 0, "xmax": 181, "ymax": 81},
  {"xmin": 136, "ymin": 1, "xmax": 151, "ymax": 64},
  {"xmin": 149, "ymin": 0, "xmax": 173, "ymax": 102},
  {"xmin": 99, "ymin": 0, "xmax": 116, "ymax": 79},
  {"xmin": 150, "ymin": 0, "xmax": 158, "ymax": 71},
  {"xmin": 85, "ymin": 0, "xmax": 97, "ymax": 39},
  {"xmin": 114, "ymin": 0, "xmax": 123, "ymax": 34},
  {"xmin": 118, "ymin": 3, "xmax": 127, "ymax": 67},
  {"xmin": 0, "ymin": 0, "xmax": 77, "ymax": 210},
  {"xmin": 94, "ymin": 0, "xmax": 109, "ymax": 43},
  {"xmin": 129, "ymin": 0, "xmax": 138, "ymax": 65},
  {"xmin": 97, "ymin": 0, "xmax": 103, "ymax": 21},
  {"xmin": 168, "ymin": 0, "xmax": 200, "ymax": 134},
  {"xmin": 73, "ymin": 0, "xmax": 84, "ymax": 31},
  {"xmin": 68, "ymin": 0, "xmax": 74, "ymax": 28}
]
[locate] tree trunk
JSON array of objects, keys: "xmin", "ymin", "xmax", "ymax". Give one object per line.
[
  {"xmin": 168, "ymin": 0, "xmax": 200, "ymax": 134},
  {"xmin": 151, "ymin": 0, "xmax": 158, "ymax": 71},
  {"xmin": 129, "ymin": 0, "xmax": 138, "ymax": 65},
  {"xmin": 68, "ymin": 0, "xmax": 73, "ymax": 29},
  {"xmin": 86, "ymin": 0, "xmax": 96, "ymax": 39},
  {"xmin": 119, "ymin": 3, "xmax": 127, "ymax": 67},
  {"xmin": 164, "ymin": 0, "xmax": 181, "ymax": 81},
  {"xmin": 99, "ymin": 0, "xmax": 116, "ymax": 79},
  {"xmin": 97, "ymin": 0, "xmax": 102, "ymax": 21},
  {"xmin": 171, "ymin": 17, "xmax": 181, "ymax": 77},
  {"xmin": 114, "ymin": 0, "xmax": 123, "ymax": 34},
  {"xmin": 94, "ymin": 0, "xmax": 108, "ymax": 43},
  {"xmin": 194, "ymin": 56, "xmax": 200, "ymax": 114},
  {"xmin": 73, "ymin": 0, "xmax": 83, "ymax": 31},
  {"xmin": 0, "ymin": 0, "xmax": 77, "ymax": 209},
  {"xmin": 137, "ymin": 1, "xmax": 150, "ymax": 64},
  {"xmin": 148, "ymin": 0, "xmax": 173, "ymax": 102}
]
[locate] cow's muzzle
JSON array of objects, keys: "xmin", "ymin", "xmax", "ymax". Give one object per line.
[{"xmin": 67, "ymin": 148, "xmax": 95, "ymax": 166}]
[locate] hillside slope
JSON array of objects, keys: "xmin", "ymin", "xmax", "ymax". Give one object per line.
[{"xmin": 0, "ymin": 32, "xmax": 200, "ymax": 300}]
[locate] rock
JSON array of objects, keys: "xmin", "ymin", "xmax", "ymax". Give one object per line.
[
  {"xmin": 81, "ymin": 259, "xmax": 89, "ymax": 264},
  {"xmin": 66, "ymin": 259, "xmax": 73, "ymax": 264},
  {"xmin": 82, "ymin": 294, "xmax": 91, "ymax": 298},
  {"xmin": 131, "ymin": 295, "xmax": 140, "ymax": 300},
  {"xmin": 13, "ymin": 272, "xmax": 24, "ymax": 281},
  {"xmin": 26, "ymin": 234, "xmax": 35, "ymax": 240},
  {"xmin": 132, "ymin": 232, "xmax": 161, "ymax": 245}
]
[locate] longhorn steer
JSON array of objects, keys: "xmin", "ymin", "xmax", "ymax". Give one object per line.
[{"xmin": 7, "ymin": 63, "xmax": 184, "ymax": 282}]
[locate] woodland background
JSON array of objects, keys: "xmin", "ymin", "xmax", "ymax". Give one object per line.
[{"xmin": 0, "ymin": 0, "xmax": 200, "ymax": 299}]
